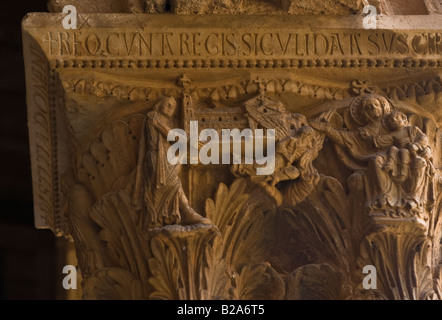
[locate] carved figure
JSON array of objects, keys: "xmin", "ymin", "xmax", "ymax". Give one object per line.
[
  {"xmin": 310, "ymin": 95, "xmax": 435, "ymax": 216},
  {"xmin": 266, "ymin": 126, "xmax": 316, "ymax": 187},
  {"xmin": 232, "ymin": 95, "xmax": 324, "ymax": 206},
  {"xmin": 132, "ymin": 96, "xmax": 211, "ymax": 228},
  {"xmin": 310, "ymin": 95, "xmax": 391, "ymax": 160},
  {"xmin": 374, "ymin": 110, "xmax": 435, "ymax": 210}
]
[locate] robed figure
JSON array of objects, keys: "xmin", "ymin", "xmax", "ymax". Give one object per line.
[{"xmin": 132, "ymin": 96, "xmax": 211, "ymax": 228}]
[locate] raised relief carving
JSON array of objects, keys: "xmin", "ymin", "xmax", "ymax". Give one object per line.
[
  {"xmin": 231, "ymin": 93, "xmax": 324, "ymax": 206},
  {"xmin": 307, "ymin": 94, "xmax": 441, "ymax": 299},
  {"xmin": 67, "ymin": 102, "xmax": 222, "ymax": 299},
  {"xmin": 132, "ymin": 96, "xmax": 211, "ymax": 228},
  {"xmin": 311, "ymin": 94, "xmax": 436, "ymax": 222},
  {"xmin": 64, "ymin": 88, "xmax": 441, "ymax": 299},
  {"xmin": 23, "ymin": 13, "xmax": 442, "ymax": 300}
]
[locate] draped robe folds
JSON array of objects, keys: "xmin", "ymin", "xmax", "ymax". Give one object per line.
[
  {"xmin": 330, "ymin": 121, "xmax": 434, "ymax": 213},
  {"xmin": 279, "ymin": 131, "xmax": 323, "ymax": 207},
  {"xmin": 133, "ymin": 111, "xmax": 182, "ymax": 228}
]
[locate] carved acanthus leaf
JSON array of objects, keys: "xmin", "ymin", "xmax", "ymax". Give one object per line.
[
  {"xmin": 77, "ymin": 115, "xmax": 144, "ymax": 201},
  {"xmin": 82, "ymin": 267, "xmax": 144, "ymax": 300},
  {"xmin": 286, "ymin": 264, "xmax": 349, "ymax": 300},
  {"xmin": 205, "ymin": 178, "xmax": 276, "ymax": 272},
  {"xmin": 231, "ymin": 263, "xmax": 285, "ymax": 300},
  {"xmin": 147, "ymin": 226, "xmax": 227, "ymax": 300},
  {"xmin": 359, "ymin": 233, "xmax": 435, "ymax": 300},
  {"xmin": 281, "ymin": 176, "xmax": 358, "ymax": 274}
]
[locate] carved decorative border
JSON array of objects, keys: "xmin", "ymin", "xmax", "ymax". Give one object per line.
[
  {"xmin": 50, "ymin": 58, "xmax": 442, "ymax": 69},
  {"xmin": 62, "ymin": 77, "xmax": 348, "ymax": 102}
]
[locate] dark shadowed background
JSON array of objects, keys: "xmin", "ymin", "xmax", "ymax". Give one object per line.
[{"xmin": 0, "ymin": 1, "xmax": 57, "ymax": 299}]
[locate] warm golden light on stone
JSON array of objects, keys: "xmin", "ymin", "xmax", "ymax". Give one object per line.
[{"xmin": 22, "ymin": 1, "xmax": 442, "ymax": 300}]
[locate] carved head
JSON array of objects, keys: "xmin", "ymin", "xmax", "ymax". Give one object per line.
[
  {"xmin": 298, "ymin": 125, "xmax": 315, "ymax": 138},
  {"xmin": 290, "ymin": 114, "xmax": 308, "ymax": 128},
  {"xmin": 294, "ymin": 125, "xmax": 316, "ymax": 149},
  {"xmin": 360, "ymin": 95, "xmax": 391, "ymax": 124},
  {"xmin": 385, "ymin": 111, "xmax": 408, "ymax": 132},
  {"xmin": 155, "ymin": 96, "xmax": 177, "ymax": 117},
  {"xmin": 286, "ymin": 113, "xmax": 308, "ymax": 136}
]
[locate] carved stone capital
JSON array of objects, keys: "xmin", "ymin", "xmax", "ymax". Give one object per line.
[{"xmin": 23, "ymin": 12, "xmax": 442, "ymax": 299}]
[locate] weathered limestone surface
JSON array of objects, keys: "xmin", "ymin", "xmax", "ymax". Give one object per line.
[
  {"xmin": 23, "ymin": 3, "xmax": 442, "ymax": 300},
  {"xmin": 47, "ymin": 0, "xmax": 442, "ymax": 15}
]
